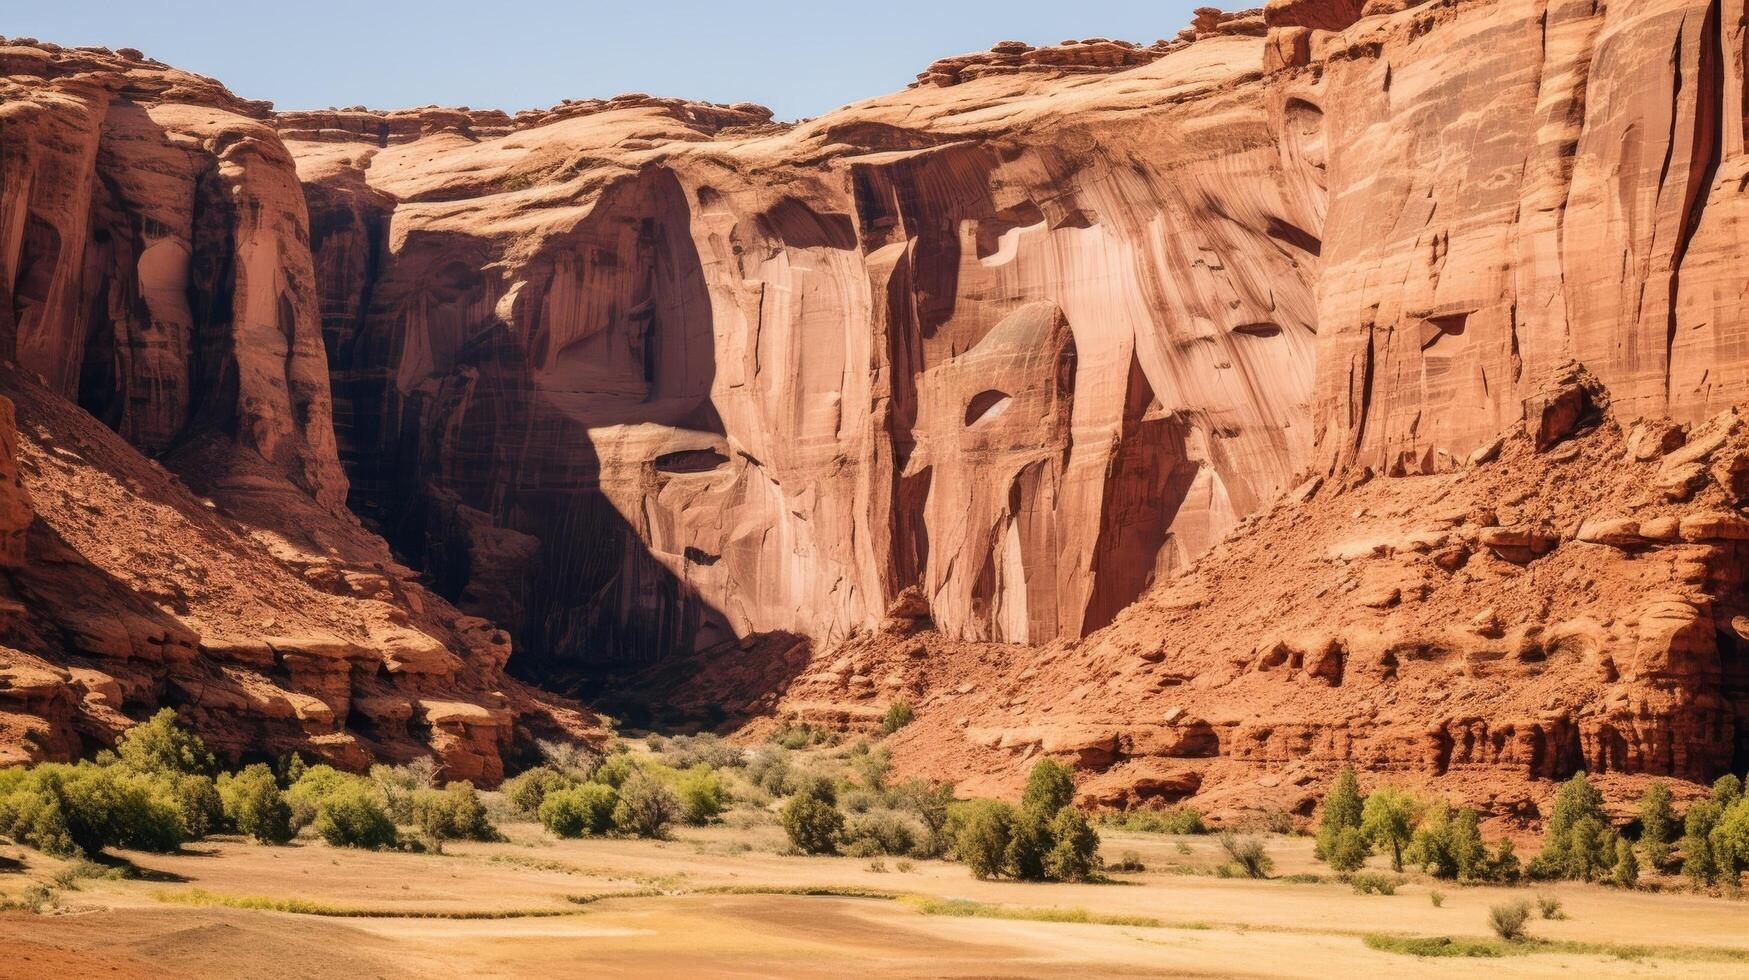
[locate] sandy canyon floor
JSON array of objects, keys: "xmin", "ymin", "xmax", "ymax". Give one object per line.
[{"xmin": 2, "ymin": 824, "xmax": 1746, "ymax": 979}]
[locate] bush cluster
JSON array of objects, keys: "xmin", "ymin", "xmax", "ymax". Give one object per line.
[
  {"xmin": 938, "ymin": 760, "xmax": 1101, "ymax": 881},
  {"xmin": 1308, "ymin": 767, "xmax": 1519, "ymax": 883},
  {"xmin": 527, "ymin": 750, "xmax": 685, "ymax": 841}
]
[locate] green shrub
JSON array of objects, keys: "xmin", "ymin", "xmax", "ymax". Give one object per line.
[
  {"xmin": 1712, "ymin": 795, "xmax": 1749, "ymax": 881},
  {"xmin": 0, "ymin": 763, "xmax": 188, "ymax": 857},
  {"xmin": 277, "ymin": 752, "xmax": 308, "ymax": 787},
  {"xmin": 166, "ymin": 773, "xmax": 223, "ymax": 839},
  {"xmin": 591, "ymin": 754, "xmax": 638, "ymax": 790},
  {"xmin": 1325, "ymin": 826, "xmax": 1371, "ymax": 873},
  {"xmin": 1637, "ymin": 781, "xmax": 1677, "ymax": 868},
  {"xmin": 611, "ymin": 773, "xmax": 680, "ymax": 839},
  {"xmin": 1005, "ymin": 806, "xmax": 1052, "ymax": 880},
  {"xmin": 285, "ymin": 765, "xmax": 357, "ymax": 830},
  {"xmin": 114, "ymin": 709, "xmax": 215, "ymax": 777},
  {"xmin": 880, "ymin": 700, "xmax": 914, "ymax": 735},
  {"xmin": 781, "ymin": 777, "xmax": 844, "ymax": 854},
  {"xmin": 1408, "ymin": 803, "xmax": 1484, "ymax": 880},
  {"xmin": 1315, "ymin": 767, "xmax": 1364, "ymax": 863},
  {"xmin": 1020, "ymin": 759, "xmax": 1075, "ymax": 817},
  {"xmin": 659, "ymin": 734, "xmax": 743, "ymax": 771},
  {"xmin": 370, "ymin": 760, "xmax": 439, "ymax": 823},
  {"xmin": 1108, "ymin": 806, "xmax": 1205, "ymax": 835},
  {"xmin": 948, "ymin": 799, "xmax": 1015, "ymax": 879},
  {"xmin": 745, "ymin": 748, "xmax": 795, "ymax": 797},
  {"xmin": 1360, "ymin": 787, "xmax": 1422, "ymax": 872},
  {"xmin": 1489, "ymin": 900, "xmax": 1532, "ymax": 941},
  {"xmin": 538, "ymin": 783, "xmax": 617, "ymax": 838},
  {"xmin": 1349, "ymin": 871, "xmax": 1398, "ymax": 895},
  {"xmin": 217, "ymin": 764, "xmax": 293, "ymax": 844},
  {"xmin": 312, "ymin": 784, "xmax": 397, "ymax": 849},
  {"xmin": 677, "ymin": 765, "xmax": 726, "ymax": 825},
  {"xmin": 1610, "ymin": 836, "xmax": 1639, "ymax": 887},
  {"xmin": 842, "ymin": 811, "xmax": 917, "ymax": 857},
  {"xmin": 503, "ymin": 765, "xmax": 578, "ymax": 816},
  {"xmin": 411, "ymin": 782, "xmax": 497, "ymax": 843},
  {"xmin": 1530, "ymin": 772, "xmax": 1611, "ymax": 880},
  {"xmin": 1681, "ymin": 797, "xmax": 1724, "ymax": 884},
  {"xmin": 1535, "ymin": 894, "xmax": 1563, "ymax": 919},
  {"xmin": 1110, "ymin": 849, "xmax": 1145, "ymax": 872},
  {"xmin": 849, "ymin": 744, "xmax": 891, "ymax": 792},
  {"xmin": 1043, "ymin": 806, "xmax": 1101, "ymax": 882},
  {"xmin": 1713, "ymin": 773, "xmax": 1743, "ymax": 806},
  {"xmin": 1218, "ymin": 831, "xmax": 1273, "ymax": 879}
]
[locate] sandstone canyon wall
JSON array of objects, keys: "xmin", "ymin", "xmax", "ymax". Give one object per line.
[{"xmin": 1, "ymin": 0, "xmax": 1748, "ymax": 816}]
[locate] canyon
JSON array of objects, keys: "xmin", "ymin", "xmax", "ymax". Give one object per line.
[{"xmin": 1, "ymin": 0, "xmax": 1748, "ymax": 824}]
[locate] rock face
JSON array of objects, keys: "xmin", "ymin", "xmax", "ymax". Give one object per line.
[
  {"xmin": 291, "ymin": 31, "xmax": 1319, "ymax": 669},
  {"xmin": 0, "ymin": 41, "xmax": 596, "ymax": 778},
  {"xmin": 3, "ymin": 0, "xmax": 1749, "ymax": 817}
]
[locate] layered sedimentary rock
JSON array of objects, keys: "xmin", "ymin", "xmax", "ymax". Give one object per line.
[
  {"xmin": 3, "ymin": 0, "xmax": 1749, "ymax": 818},
  {"xmin": 290, "ymin": 31, "xmax": 1319, "ymax": 670},
  {"xmin": 0, "ymin": 41, "xmax": 595, "ymax": 778}
]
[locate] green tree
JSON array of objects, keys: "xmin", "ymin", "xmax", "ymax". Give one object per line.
[
  {"xmin": 881, "ymin": 700, "xmax": 914, "ymax": 735},
  {"xmin": 1360, "ymin": 787, "xmax": 1421, "ymax": 872},
  {"xmin": 1326, "ymin": 826, "xmax": 1370, "ymax": 872},
  {"xmin": 1005, "ymin": 806, "xmax": 1052, "ymax": 880},
  {"xmin": 948, "ymin": 799, "xmax": 1016, "ymax": 879},
  {"xmin": 1712, "ymin": 797, "xmax": 1749, "ymax": 882},
  {"xmin": 539, "ymin": 784, "xmax": 616, "ymax": 838},
  {"xmin": 1712, "ymin": 774, "xmax": 1743, "ymax": 807},
  {"xmin": 114, "ymin": 709, "xmax": 215, "ymax": 777},
  {"xmin": 1044, "ymin": 806, "xmax": 1101, "ymax": 882},
  {"xmin": 1610, "ymin": 835, "xmax": 1640, "ymax": 888},
  {"xmin": 1315, "ymin": 767, "xmax": 1364, "ymax": 862},
  {"xmin": 217, "ymin": 764, "xmax": 293, "ymax": 844},
  {"xmin": 1020, "ymin": 759, "xmax": 1075, "ymax": 817},
  {"xmin": 780, "ymin": 777, "xmax": 844, "ymax": 854},
  {"xmin": 1531, "ymin": 772, "xmax": 1611, "ymax": 880},
  {"xmin": 503, "ymin": 766, "xmax": 578, "ymax": 816},
  {"xmin": 1682, "ymin": 798, "xmax": 1724, "ymax": 885},
  {"xmin": 1637, "ymin": 781, "xmax": 1677, "ymax": 868},
  {"xmin": 1408, "ymin": 803, "xmax": 1484, "ymax": 880}
]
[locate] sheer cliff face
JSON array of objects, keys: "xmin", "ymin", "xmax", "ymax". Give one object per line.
[
  {"xmin": 289, "ymin": 35, "xmax": 1321, "ymax": 668},
  {"xmin": 1270, "ymin": 0, "xmax": 1749, "ymax": 476}
]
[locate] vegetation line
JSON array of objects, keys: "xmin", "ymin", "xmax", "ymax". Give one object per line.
[
  {"xmin": 155, "ymin": 888, "xmax": 590, "ymax": 920},
  {"xmin": 1363, "ymin": 933, "xmax": 1749, "ymax": 964}
]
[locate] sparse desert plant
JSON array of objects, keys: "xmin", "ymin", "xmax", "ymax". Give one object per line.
[
  {"xmin": 537, "ymin": 739, "xmax": 602, "ymax": 778},
  {"xmin": 659, "ymin": 734, "xmax": 742, "ymax": 771},
  {"xmin": 1175, "ymin": 840, "xmax": 1193, "ymax": 855},
  {"xmin": 1349, "ymin": 871, "xmax": 1398, "ymax": 895},
  {"xmin": 1535, "ymin": 894, "xmax": 1564, "ymax": 919},
  {"xmin": 781, "ymin": 777, "xmax": 844, "ymax": 855},
  {"xmin": 312, "ymin": 783, "xmax": 397, "ymax": 849},
  {"xmin": 866, "ymin": 857, "xmax": 887, "ymax": 872},
  {"xmin": 1429, "ymin": 889, "xmax": 1445, "ymax": 908},
  {"xmin": 411, "ymin": 782, "xmax": 497, "ymax": 844},
  {"xmin": 1489, "ymin": 899, "xmax": 1532, "ymax": 941},
  {"xmin": 896, "ymin": 859, "xmax": 914, "ymax": 873},
  {"xmin": 948, "ymin": 799, "xmax": 1016, "ymax": 879},
  {"xmin": 610, "ymin": 773, "xmax": 681, "ymax": 839},
  {"xmin": 539, "ymin": 783, "xmax": 616, "ymax": 838},
  {"xmin": 849, "ymin": 744, "xmax": 892, "ymax": 792},
  {"xmin": 880, "ymin": 700, "xmax": 914, "ymax": 735},
  {"xmin": 1110, "ymin": 849, "xmax": 1146, "ymax": 873},
  {"xmin": 1218, "ymin": 832, "xmax": 1273, "ymax": 879},
  {"xmin": 217, "ymin": 764, "xmax": 293, "ymax": 844}
]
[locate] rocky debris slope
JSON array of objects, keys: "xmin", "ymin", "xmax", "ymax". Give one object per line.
[
  {"xmin": 0, "ymin": 40, "xmax": 596, "ymax": 779},
  {"xmin": 644, "ymin": 366, "xmax": 1749, "ymax": 825}
]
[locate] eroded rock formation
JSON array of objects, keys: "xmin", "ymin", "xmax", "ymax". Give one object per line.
[{"xmin": 2, "ymin": 0, "xmax": 1749, "ymax": 817}]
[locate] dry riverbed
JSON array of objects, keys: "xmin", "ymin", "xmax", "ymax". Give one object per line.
[{"xmin": 1, "ymin": 826, "xmax": 1744, "ymax": 978}]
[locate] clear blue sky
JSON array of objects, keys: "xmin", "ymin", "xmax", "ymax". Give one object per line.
[{"xmin": 15, "ymin": 1, "xmax": 1201, "ymax": 120}]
